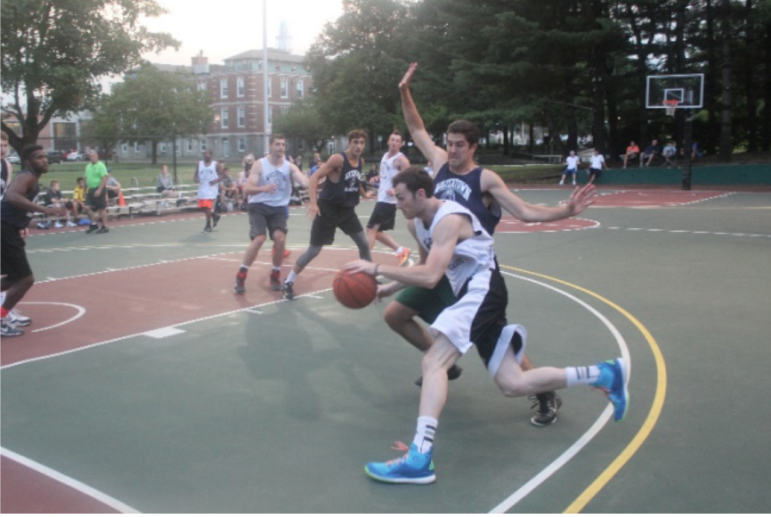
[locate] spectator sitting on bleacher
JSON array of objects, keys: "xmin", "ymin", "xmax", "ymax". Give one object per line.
[
  {"xmin": 72, "ymin": 177, "xmax": 86, "ymax": 221},
  {"xmin": 39, "ymin": 180, "xmax": 77, "ymax": 228},
  {"xmin": 622, "ymin": 141, "xmax": 640, "ymax": 169},
  {"xmin": 219, "ymin": 168, "xmax": 239, "ymax": 211},
  {"xmin": 156, "ymin": 165, "xmax": 176, "ymax": 197},
  {"xmin": 662, "ymin": 141, "xmax": 677, "ymax": 167},
  {"xmin": 640, "ymin": 139, "xmax": 660, "ymax": 167},
  {"xmin": 559, "ymin": 150, "xmax": 580, "ymax": 185},
  {"xmin": 105, "ymin": 174, "xmax": 123, "ymax": 206}
]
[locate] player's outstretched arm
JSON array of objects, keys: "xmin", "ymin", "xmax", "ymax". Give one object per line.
[
  {"xmin": 399, "ymin": 63, "xmax": 447, "ymax": 172},
  {"xmin": 290, "ymin": 164, "xmax": 308, "ymax": 189},
  {"xmin": 483, "ymin": 169, "xmax": 595, "ymax": 221}
]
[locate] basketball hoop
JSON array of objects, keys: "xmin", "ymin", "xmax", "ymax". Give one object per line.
[{"xmin": 664, "ymin": 99, "xmax": 679, "ymax": 117}]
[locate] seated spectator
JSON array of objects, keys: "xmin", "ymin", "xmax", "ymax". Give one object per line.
[
  {"xmin": 622, "ymin": 141, "xmax": 640, "ymax": 169},
  {"xmin": 588, "ymin": 149, "xmax": 607, "ymax": 184},
  {"xmin": 219, "ymin": 167, "xmax": 239, "ymax": 210},
  {"xmin": 39, "ymin": 180, "xmax": 78, "ymax": 228},
  {"xmin": 237, "ymin": 154, "xmax": 254, "ymax": 209},
  {"xmin": 72, "ymin": 177, "xmax": 87, "ymax": 220},
  {"xmin": 560, "ymin": 150, "xmax": 580, "ymax": 185},
  {"xmin": 662, "ymin": 141, "xmax": 677, "ymax": 166},
  {"xmin": 640, "ymin": 139, "xmax": 660, "ymax": 167},
  {"xmin": 681, "ymin": 141, "xmax": 702, "ymax": 160},
  {"xmin": 156, "ymin": 165, "xmax": 176, "ymax": 197},
  {"xmin": 105, "ymin": 174, "xmax": 122, "ymax": 205}
]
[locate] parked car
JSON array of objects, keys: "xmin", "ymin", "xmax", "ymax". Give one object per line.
[
  {"xmin": 66, "ymin": 152, "xmax": 85, "ymax": 161},
  {"xmin": 7, "ymin": 153, "xmax": 20, "ymax": 164},
  {"xmin": 46, "ymin": 150, "xmax": 63, "ymax": 164}
]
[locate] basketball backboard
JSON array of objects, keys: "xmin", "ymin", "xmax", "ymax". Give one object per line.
[{"xmin": 646, "ymin": 74, "xmax": 704, "ymax": 109}]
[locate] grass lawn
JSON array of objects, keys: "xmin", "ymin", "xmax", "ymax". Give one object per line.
[{"xmin": 41, "ymin": 161, "xmax": 200, "ymax": 191}]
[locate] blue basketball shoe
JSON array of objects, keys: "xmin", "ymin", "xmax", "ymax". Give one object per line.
[
  {"xmin": 592, "ymin": 358, "xmax": 629, "ymax": 422},
  {"xmin": 365, "ymin": 443, "xmax": 436, "ymax": 484}
]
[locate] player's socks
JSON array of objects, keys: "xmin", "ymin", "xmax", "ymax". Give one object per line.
[
  {"xmin": 395, "ymin": 246, "xmax": 404, "ymax": 255},
  {"xmin": 413, "ymin": 416, "xmax": 438, "ymax": 454},
  {"xmin": 285, "ymin": 270, "xmax": 298, "ymax": 284},
  {"xmin": 239, "ymin": 265, "xmax": 249, "ymax": 275},
  {"xmin": 0, "ymin": 307, "xmax": 8, "ymax": 319},
  {"xmin": 565, "ymin": 365, "xmax": 602, "ymax": 387}
]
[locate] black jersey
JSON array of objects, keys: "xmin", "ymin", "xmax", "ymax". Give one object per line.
[
  {"xmin": 434, "ymin": 164, "xmax": 502, "ymax": 235},
  {"xmin": 318, "ymin": 152, "xmax": 363, "ymax": 208},
  {"xmin": 1, "ymin": 170, "xmax": 40, "ymax": 229}
]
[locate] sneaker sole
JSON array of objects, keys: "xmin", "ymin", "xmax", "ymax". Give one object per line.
[
  {"xmin": 11, "ymin": 319, "xmax": 32, "ymax": 327},
  {"xmin": 530, "ymin": 395, "xmax": 563, "ymax": 427},
  {"xmin": 364, "ymin": 466, "xmax": 436, "ymax": 484}
]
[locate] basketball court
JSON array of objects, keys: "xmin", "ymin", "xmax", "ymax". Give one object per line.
[{"xmin": 2, "ymin": 186, "xmax": 771, "ymax": 513}]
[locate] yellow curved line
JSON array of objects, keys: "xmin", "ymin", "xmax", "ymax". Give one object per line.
[{"xmin": 500, "ymin": 266, "xmax": 667, "ymax": 514}]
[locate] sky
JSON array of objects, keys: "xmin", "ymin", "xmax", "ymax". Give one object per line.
[{"xmin": 140, "ymin": 0, "xmax": 344, "ymax": 67}]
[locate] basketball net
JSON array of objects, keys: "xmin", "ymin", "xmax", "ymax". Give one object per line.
[{"xmin": 664, "ymin": 100, "xmax": 679, "ymax": 117}]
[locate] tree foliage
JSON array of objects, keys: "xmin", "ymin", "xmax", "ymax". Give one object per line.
[
  {"xmin": 1, "ymin": 0, "xmax": 178, "ymax": 154},
  {"xmin": 97, "ymin": 64, "xmax": 213, "ymax": 164}
]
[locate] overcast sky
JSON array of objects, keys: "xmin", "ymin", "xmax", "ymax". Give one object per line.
[{"xmin": 141, "ymin": 0, "xmax": 344, "ymax": 66}]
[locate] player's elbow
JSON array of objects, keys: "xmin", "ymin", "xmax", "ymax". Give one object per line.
[{"xmin": 419, "ymin": 271, "xmax": 444, "ymax": 289}]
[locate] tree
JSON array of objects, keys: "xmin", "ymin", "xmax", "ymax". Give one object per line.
[
  {"xmin": 98, "ymin": 64, "xmax": 213, "ymax": 164},
  {"xmin": 1, "ymin": 0, "xmax": 178, "ymax": 155},
  {"xmin": 273, "ymin": 99, "xmax": 330, "ymax": 152}
]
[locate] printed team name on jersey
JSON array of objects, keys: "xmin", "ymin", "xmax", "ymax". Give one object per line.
[
  {"xmin": 435, "ymin": 179, "xmax": 472, "ymax": 202},
  {"xmin": 447, "ymin": 256, "xmax": 465, "ymax": 272},
  {"xmin": 344, "ymin": 170, "xmax": 361, "ymax": 192},
  {"xmin": 422, "ymin": 236, "xmax": 433, "ymax": 250}
]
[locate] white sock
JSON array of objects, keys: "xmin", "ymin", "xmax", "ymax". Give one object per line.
[
  {"xmin": 285, "ymin": 270, "xmax": 298, "ymax": 284},
  {"xmin": 565, "ymin": 365, "xmax": 601, "ymax": 387},
  {"xmin": 272, "ymin": 266, "xmax": 280, "ymax": 272},
  {"xmin": 412, "ymin": 416, "xmax": 438, "ymax": 454},
  {"xmin": 395, "ymin": 246, "xmax": 404, "ymax": 255},
  {"xmin": 240, "ymin": 264, "xmax": 250, "ymax": 271}
]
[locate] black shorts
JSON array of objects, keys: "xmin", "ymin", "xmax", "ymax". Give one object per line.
[
  {"xmin": 86, "ymin": 187, "xmax": 107, "ymax": 210},
  {"xmin": 589, "ymin": 168, "xmax": 602, "ymax": 179},
  {"xmin": 310, "ymin": 199, "xmax": 363, "ymax": 246},
  {"xmin": 1, "ymin": 222, "xmax": 33, "ymax": 280},
  {"xmin": 107, "ymin": 189, "xmax": 119, "ymax": 199},
  {"xmin": 367, "ymin": 202, "xmax": 397, "ymax": 231},
  {"xmin": 248, "ymin": 202, "xmax": 288, "ymax": 240}
]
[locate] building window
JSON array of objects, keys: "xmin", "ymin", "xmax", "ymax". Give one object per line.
[
  {"xmin": 237, "ymin": 106, "xmax": 245, "ymax": 128},
  {"xmin": 281, "ymin": 79, "xmax": 288, "ymax": 98},
  {"xmin": 200, "ymin": 139, "xmax": 206, "ymax": 152},
  {"xmin": 134, "ymin": 142, "xmax": 140, "ymax": 154},
  {"xmin": 160, "ymin": 142, "xmax": 167, "ymax": 154},
  {"xmin": 220, "ymin": 78, "xmax": 228, "ymax": 98},
  {"xmin": 221, "ymin": 108, "xmax": 229, "ymax": 129},
  {"xmin": 238, "ymin": 138, "xmax": 246, "ymax": 153},
  {"xmin": 267, "ymin": 79, "xmax": 272, "ymax": 98},
  {"xmin": 186, "ymin": 139, "xmax": 193, "ymax": 152},
  {"xmin": 197, "ymin": 82, "xmax": 207, "ymax": 91},
  {"xmin": 237, "ymin": 77, "xmax": 245, "ymax": 97},
  {"xmin": 297, "ymin": 80, "xmax": 304, "ymax": 98},
  {"xmin": 121, "ymin": 143, "xmax": 128, "ymax": 154},
  {"xmin": 223, "ymin": 138, "xmax": 230, "ymax": 157},
  {"xmin": 268, "ymin": 106, "xmax": 273, "ymax": 125}
]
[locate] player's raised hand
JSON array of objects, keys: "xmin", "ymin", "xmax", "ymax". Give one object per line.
[
  {"xmin": 565, "ymin": 183, "xmax": 596, "ymax": 216},
  {"xmin": 399, "ymin": 62, "xmax": 418, "ymax": 90}
]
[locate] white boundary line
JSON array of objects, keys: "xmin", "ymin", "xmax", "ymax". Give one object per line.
[
  {"xmin": 0, "ymin": 447, "xmax": 140, "ymax": 514},
  {"xmin": 488, "ymin": 272, "xmax": 631, "ymax": 513},
  {"xmin": 15, "ymin": 302, "xmax": 87, "ymax": 333}
]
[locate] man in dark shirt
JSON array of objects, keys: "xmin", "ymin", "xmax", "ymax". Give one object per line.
[{"xmin": 640, "ymin": 139, "xmax": 661, "ymax": 167}]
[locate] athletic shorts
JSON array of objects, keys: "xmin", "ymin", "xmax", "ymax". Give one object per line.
[
  {"xmin": 248, "ymin": 202, "xmax": 288, "ymax": 240},
  {"xmin": 589, "ymin": 168, "xmax": 602, "ymax": 179},
  {"xmin": 107, "ymin": 189, "xmax": 118, "ymax": 199},
  {"xmin": 563, "ymin": 168, "xmax": 577, "ymax": 175},
  {"xmin": 430, "ymin": 267, "xmax": 522, "ymax": 377},
  {"xmin": 366, "ymin": 202, "xmax": 397, "ymax": 231},
  {"xmin": 309, "ymin": 199, "xmax": 363, "ymax": 247},
  {"xmin": 86, "ymin": 188, "xmax": 107, "ymax": 210},
  {"xmin": 197, "ymin": 199, "xmax": 214, "ymax": 210},
  {"xmin": 1, "ymin": 222, "xmax": 32, "ymax": 280},
  {"xmin": 395, "ymin": 275, "xmax": 457, "ymax": 324}
]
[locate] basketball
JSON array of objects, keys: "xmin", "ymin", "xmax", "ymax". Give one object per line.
[{"xmin": 333, "ymin": 269, "xmax": 377, "ymax": 309}]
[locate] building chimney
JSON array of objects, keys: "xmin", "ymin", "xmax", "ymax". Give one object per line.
[{"xmin": 192, "ymin": 51, "xmax": 209, "ymax": 75}]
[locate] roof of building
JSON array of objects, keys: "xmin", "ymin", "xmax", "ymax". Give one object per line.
[{"xmin": 224, "ymin": 48, "xmax": 306, "ymax": 64}]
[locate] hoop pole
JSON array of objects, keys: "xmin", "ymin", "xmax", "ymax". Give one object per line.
[{"xmin": 682, "ymin": 112, "xmax": 693, "ymax": 190}]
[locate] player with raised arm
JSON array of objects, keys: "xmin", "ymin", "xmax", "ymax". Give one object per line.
[
  {"xmin": 234, "ymin": 135, "xmax": 308, "ymax": 294},
  {"xmin": 281, "ymin": 129, "xmax": 374, "ymax": 300},
  {"xmin": 344, "ymin": 167, "xmax": 627, "ymax": 484},
  {"xmin": 386, "ymin": 62, "xmax": 596, "ymax": 426}
]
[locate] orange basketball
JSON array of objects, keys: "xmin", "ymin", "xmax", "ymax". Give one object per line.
[{"xmin": 333, "ymin": 269, "xmax": 377, "ymax": 309}]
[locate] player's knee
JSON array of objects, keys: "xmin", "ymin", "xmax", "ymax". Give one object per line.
[
  {"xmin": 272, "ymin": 232, "xmax": 286, "ymax": 245},
  {"xmin": 383, "ymin": 302, "xmax": 412, "ymax": 330},
  {"xmin": 496, "ymin": 378, "xmax": 529, "ymax": 398},
  {"xmin": 252, "ymin": 234, "xmax": 267, "ymax": 246}
]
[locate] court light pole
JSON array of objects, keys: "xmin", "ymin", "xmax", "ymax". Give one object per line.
[{"xmin": 262, "ymin": 0, "xmax": 270, "ymax": 154}]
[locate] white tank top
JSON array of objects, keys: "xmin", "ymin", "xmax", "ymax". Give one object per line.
[
  {"xmin": 377, "ymin": 151, "xmax": 403, "ymax": 204},
  {"xmin": 415, "ymin": 200, "xmax": 495, "ymax": 295},
  {"xmin": 197, "ymin": 160, "xmax": 219, "ymax": 200},
  {"xmin": 248, "ymin": 157, "xmax": 292, "ymax": 207}
]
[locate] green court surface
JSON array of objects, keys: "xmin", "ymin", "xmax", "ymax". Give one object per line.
[{"xmin": 2, "ymin": 188, "xmax": 770, "ymax": 513}]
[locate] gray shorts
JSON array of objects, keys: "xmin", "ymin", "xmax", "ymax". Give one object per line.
[{"xmin": 248, "ymin": 202, "xmax": 288, "ymax": 240}]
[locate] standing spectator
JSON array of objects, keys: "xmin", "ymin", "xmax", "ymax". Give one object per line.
[
  {"xmin": 42, "ymin": 180, "xmax": 77, "ymax": 228},
  {"xmin": 588, "ymin": 149, "xmax": 607, "ymax": 184},
  {"xmin": 662, "ymin": 141, "xmax": 677, "ymax": 166},
  {"xmin": 1, "ymin": 146, "xmax": 67, "ymax": 336},
  {"xmin": 194, "ymin": 150, "xmax": 227, "ymax": 233},
  {"xmin": 295, "ymin": 155, "xmax": 303, "ymax": 171},
  {"xmin": 156, "ymin": 165, "xmax": 176, "ymax": 197},
  {"xmin": 218, "ymin": 167, "xmax": 239, "ymax": 211},
  {"xmin": 83, "ymin": 151, "xmax": 110, "ymax": 234},
  {"xmin": 237, "ymin": 154, "xmax": 254, "ymax": 209},
  {"xmin": 559, "ymin": 150, "xmax": 580, "ymax": 185},
  {"xmin": 640, "ymin": 139, "xmax": 660, "ymax": 167},
  {"xmin": 622, "ymin": 141, "xmax": 640, "ymax": 169},
  {"xmin": 1, "ymin": 131, "xmax": 11, "ymax": 196},
  {"xmin": 308, "ymin": 152, "xmax": 323, "ymax": 177}
]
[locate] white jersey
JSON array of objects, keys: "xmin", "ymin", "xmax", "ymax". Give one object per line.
[
  {"xmin": 566, "ymin": 156, "xmax": 579, "ymax": 169},
  {"xmin": 248, "ymin": 157, "xmax": 292, "ymax": 207},
  {"xmin": 415, "ymin": 200, "xmax": 495, "ymax": 295},
  {"xmin": 377, "ymin": 151, "xmax": 403, "ymax": 204},
  {"xmin": 590, "ymin": 154, "xmax": 605, "ymax": 169},
  {"xmin": 197, "ymin": 160, "xmax": 219, "ymax": 200}
]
